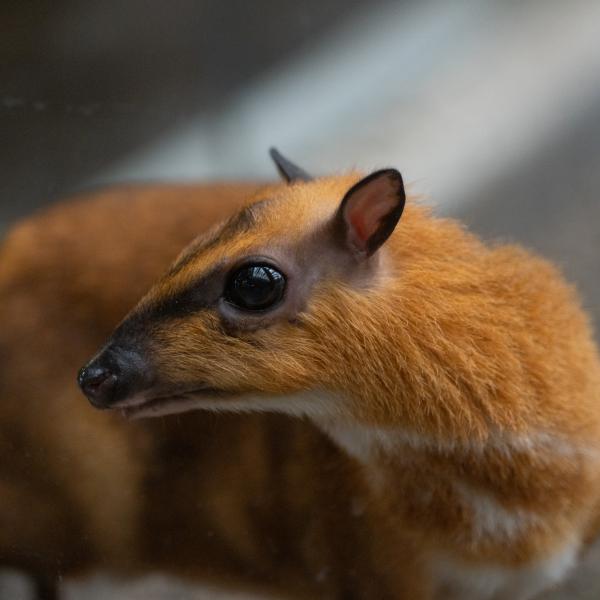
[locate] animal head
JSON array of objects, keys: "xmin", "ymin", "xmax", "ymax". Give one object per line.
[{"xmin": 78, "ymin": 150, "xmax": 405, "ymax": 420}]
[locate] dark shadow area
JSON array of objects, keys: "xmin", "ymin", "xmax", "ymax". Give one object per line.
[{"xmin": 0, "ymin": 0, "xmax": 386, "ymax": 224}]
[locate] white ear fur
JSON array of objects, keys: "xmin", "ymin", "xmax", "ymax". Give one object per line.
[{"xmin": 337, "ymin": 169, "xmax": 405, "ymax": 258}]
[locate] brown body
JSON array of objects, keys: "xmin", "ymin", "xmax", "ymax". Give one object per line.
[
  {"xmin": 0, "ymin": 183, "xmax": 424, "ymax": 598},
  {"xmin": 1, "ymin": 169, "xmax": 600, "ymax": 600}
]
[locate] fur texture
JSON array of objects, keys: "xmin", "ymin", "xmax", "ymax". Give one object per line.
[
  {"xmin": 0, "ymin": 182, "xmax": 425, "ymax": 598},
  {"xmin": 1, "ymin": 172, "xmax": 599, "ymax": 599}
]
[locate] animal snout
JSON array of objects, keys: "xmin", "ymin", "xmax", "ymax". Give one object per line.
[
  {"xmin": 78, "ymin": 362, "xmax": 118, "ymax": 406},
  {"xmin": 78, "ymin": 345, "xmax": 148, "ymax": 408}
]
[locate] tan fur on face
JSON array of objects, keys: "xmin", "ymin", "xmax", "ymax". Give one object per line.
[{"xmin": 130, "ymin": 176, "xmax": 365, "ymax": 396}]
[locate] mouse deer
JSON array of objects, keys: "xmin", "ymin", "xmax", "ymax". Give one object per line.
[
  {"xmin": 0, "ymin": 169, "xmax": 424, "ymax": 599},
  {"xmin": 76, "ymin": 150, "xmax": 600, "ymax": 599}
]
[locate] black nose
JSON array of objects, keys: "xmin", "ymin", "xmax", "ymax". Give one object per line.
[
  {"xmin": 77, "ymin": 363, "xmax": 119, "ymax": 407},
  {"xmin": 78, "ymin": 344, "xmax": 150, "ymax": 409}
]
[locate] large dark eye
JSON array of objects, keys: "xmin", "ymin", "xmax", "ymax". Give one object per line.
[{"xmin": 225, "ymin": 264, "xmax": 286, "ymax": 311}]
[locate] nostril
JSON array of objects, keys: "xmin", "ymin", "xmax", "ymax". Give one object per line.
[
  {"xmin": 78, "ymin": 344, "xmax": 144, "ymax": 408},
  {"xmin": 77, "ymin": 365, "xmax": 118, "ymax": 405}
]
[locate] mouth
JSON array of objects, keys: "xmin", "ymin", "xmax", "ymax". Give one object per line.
[{"xmin": 112, "ymin": 387, "xmax": 229, "ymax": 420}]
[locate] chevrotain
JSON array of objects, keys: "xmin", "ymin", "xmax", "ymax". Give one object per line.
[
  {"xmin": 0, "ymin": 163, "xmax": 423, "ymax": 599},
  {"xmin": 3, "ymin": 150, "xmax": 600, "ymax": 599}
]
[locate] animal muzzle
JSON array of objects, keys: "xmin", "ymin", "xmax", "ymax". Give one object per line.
[{"xmin": 77, "ymin": 344, "xmax": 152, "ymax": 409}]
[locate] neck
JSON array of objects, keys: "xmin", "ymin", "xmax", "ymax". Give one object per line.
[{"xmin": 313, "ymin": 398, "xmax": 594, "ymax": 573}]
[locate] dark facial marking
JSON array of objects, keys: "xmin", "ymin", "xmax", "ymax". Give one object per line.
[
  {"xmin": 167, "ymin": 204, "xmax": 262, "ymax": 278},
  {"xmin": 115, "ymin": 270, "xmax": 224, "ymax": 346},
  {"xmin": 155, "ymin": 270, "xmax": 227, "ymax": 319}
]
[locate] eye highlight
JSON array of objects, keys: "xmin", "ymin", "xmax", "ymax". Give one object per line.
[{"xmin": 224, "ymin": 263, "xmax": 286, "ymax": 311}]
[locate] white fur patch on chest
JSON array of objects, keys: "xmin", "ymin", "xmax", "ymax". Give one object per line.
[
  {"xmin": 453, "ymin": 481, "xmax": 543, "ymax": 544},
  {"xmin": 319, "ymin": 419, "xmax": 600, "ymax": 463},
  {"xmin": 320, "ymin": 421, "xmax": 398, "ymax": 462},
  {"xmin": 431, "ymin": 539, "xmax": 580, "ymax": 600},
  {"xmin": 324, "ymin": 425, "xmax": 544, "ymax": 542}
]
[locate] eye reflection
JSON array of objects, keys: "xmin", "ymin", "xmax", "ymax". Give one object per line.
[{"xmin": 225, "ymin": 264, "xmax": 286, "ymax": 311}]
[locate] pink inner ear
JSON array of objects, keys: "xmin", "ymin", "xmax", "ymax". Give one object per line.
[{"xmin": 345, "ymin": 178, "xmax": 398, "ymax": 250}]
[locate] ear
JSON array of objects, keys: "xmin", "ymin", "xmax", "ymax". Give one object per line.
[
  {"xmin": 269, "ymin": 147, "xmax": 312, "ymax": 183},
  {"xmin": 335, "ymin": 169, "xmax": 406, "ymax": 258}
]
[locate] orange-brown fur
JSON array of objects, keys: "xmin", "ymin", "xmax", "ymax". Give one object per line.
[
  {"xmin": 120, "ymin": 176, "xmax": 600, "ymax": 568},
  {"xmin": 0, "ymin": 183, "xmax": 425, "ymax": 598},
  {"xmin": 1, "ymin": 172, "xmax": 600, "ymax": 599}
]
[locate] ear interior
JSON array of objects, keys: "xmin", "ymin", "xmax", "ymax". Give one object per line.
[{"xmin": 337, "ymin": 169, "xmax": 406, "ymax": 257}]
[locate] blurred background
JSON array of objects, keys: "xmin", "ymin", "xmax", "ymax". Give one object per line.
[
  {"xmin": 2, "ymin": 0, "xmax": 599, "ymax": 323},
  {"xmin": 1, "ymin": 0, "xmax": 599, "ymax": 597}
]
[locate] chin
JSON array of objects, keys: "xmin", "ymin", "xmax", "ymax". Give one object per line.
[{"xmin": 114, "ymin": 387, "xmax": 234, "ymax": 420}]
